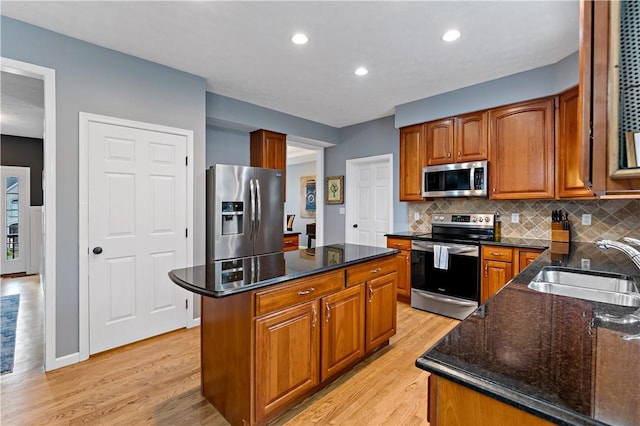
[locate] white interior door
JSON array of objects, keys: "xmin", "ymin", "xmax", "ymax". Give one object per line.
[
  {"xmin": 88, "ymin": 120, "xmax": 188, "ymax": 355},
  {"xmin": 1, "ymin": 166, "xmax": 31, "ymax": 275},
  {"xmin": 345, "ymin": 156, "xmax": 393, "ymax": 247}
]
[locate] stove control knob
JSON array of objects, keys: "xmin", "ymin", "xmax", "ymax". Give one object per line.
[
  {"xmin": 478, "ymin": 217, "xmax": 483, "ymax": 222},
  {"xmin": 471, "ymin": 217, "xmax": 477, "ymax": 222},
  {"xmin": 485, "ymin": 216, "xmax": 490, "ymax": 222}
]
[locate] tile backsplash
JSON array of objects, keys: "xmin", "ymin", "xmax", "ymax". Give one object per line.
[{"xmin": 408, "ymin": 199, "xmax": 640, "ymax": 242}]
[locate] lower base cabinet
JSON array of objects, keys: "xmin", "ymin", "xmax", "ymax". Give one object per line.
[
  {"xmin": 386, "ymin": 237, "xmax": 411, "ymax": 301},
  {"xmin": 201, "ymin": 256, "xmax": 397, "ymax": 426},
  {"xmin": 481, "ymin": 246, "xmax": 543, "ymax": 302},
  {"xmin": 428, "ymin": 375, "xmax": 554, "ymax": 426}
]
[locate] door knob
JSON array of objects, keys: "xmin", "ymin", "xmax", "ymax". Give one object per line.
[
  {"xmin": 92, "ymin": 247, "xmax": 103, "ymax": 255},
  {"xmin": 353, "ymin": 224, "xmax": 358, "ymax": 228}
]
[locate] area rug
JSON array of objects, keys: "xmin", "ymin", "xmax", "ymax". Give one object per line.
[{"xmin": 1, "ymin": 294, "xmax": 20, "ymax": 374}]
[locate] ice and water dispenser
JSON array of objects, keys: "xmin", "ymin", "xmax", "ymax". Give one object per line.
[{"xmin": 221, "ymin": 201, "xmax": 244, "ymax": 235}]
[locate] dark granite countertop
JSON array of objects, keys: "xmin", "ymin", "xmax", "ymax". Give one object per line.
[
  {"xmin": 384, "ymin": 231, "xmax": 428, "ymax": 239},
  {"xmin": 284, "ymin": 231, "xmax": 301, "ymax": 236},
  {"xmin": 169, "ymin": 243, "xmax": 398, "ymax": 298},
  {"xmin": 416, "ymin": 241, "xmax": 640, "ymax": 426}
]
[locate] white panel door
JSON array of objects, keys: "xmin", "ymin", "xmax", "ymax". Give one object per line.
[
  {"xmin": 347, "ymin": 159, "xmax": 391, "ymax": 247},
  {"xmin": 1, "ymin": 166, "xmax": 31, "ymax": 275},
  {"xmin": 88, "ymin": 121, "xmax": 188, "ymax": 354}
]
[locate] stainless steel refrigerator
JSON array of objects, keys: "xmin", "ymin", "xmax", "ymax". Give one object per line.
[{"xmin": 206, "ymin": 164, "xmax": 284, "ymax": 261}]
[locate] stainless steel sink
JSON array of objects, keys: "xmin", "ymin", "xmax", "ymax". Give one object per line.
[{"xmin": 528, "ymin": 266, "xmax": 640, "ymax": 307}]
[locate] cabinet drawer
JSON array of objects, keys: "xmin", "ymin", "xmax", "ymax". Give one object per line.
[
  {"xmin": 386, "ymin": 237, "xmax": 411, "ymax": 251},
  {"xmin": 255, "ymin": 270, "xmax": 344, "ymax": 316},
  {"xmin": 482, "ymin": 246, "xmax": 513, "ymax": 262},
  {"xmin": 346, "ymin": 256, "xmax": 396, "ymax": 287},
  {"xmin": 283, "ymin": 234, "xmax": 299, "ymax": 252}
]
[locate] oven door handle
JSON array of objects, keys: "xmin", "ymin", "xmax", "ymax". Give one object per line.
[
  {"xmin": 413, "ymin": 291, "xmax": 477, "ymax": 307},
  {"xmin": 412, "ymin": 243, "xmax": 478, "ymax": 256}
]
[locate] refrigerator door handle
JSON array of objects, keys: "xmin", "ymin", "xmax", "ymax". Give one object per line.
[
  {"xmin": 255, "ymin": 178, "xmax": 262, "ymax": 236},
  {"xmin": 249, "ymin": 178, "xmax": 256, "ymax": 241}
]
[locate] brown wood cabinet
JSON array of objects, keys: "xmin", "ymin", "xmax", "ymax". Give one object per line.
[
  {"xmin": 320, "ymin": 284, "xmax": 365, "ymax": 382},
  {"xmin": 255, "ymin": 300, "xmax": 320, "ymax": 421},
  {"xmin": 427, "ymin": 112, "xmax": 488, "ymax": 165},
  {"xmin": 364, "ymin": 272, "xmax": 397, "ymax": 352},
  {"xmin": 557, "ymin": 86, "xmax": 594, "ymax": 198},
  {"xmin": 201, "ymin": 255, "xmax": 397, "ymax": 426},
  {"xmin": 426, "ymin": 118, "xmax": 454, "ymax": 165},
  {"xmin": 481, "ymin": 245, "xmax": 543, "ymax": 303},
  {"xmin": 250, "ymin": 129, "xmax": 287, "ymax": 200},
  {"xmin": 428, "ymin": 375, "xmax": 554, "ymax": 426},
  {"xmin": 385, "ymin": 237, "xmax": 411, "ymax": 301},
  {"xmin": 399, "ymin": 124, "xmax": 426, "ymax": 201},
  {"xmin": 283, "ymin": 233, "xmax": 299, "ymax": 252},
  {"xmin": 488, "ymin": 98, "xmax": 555, "ymax": 199}
]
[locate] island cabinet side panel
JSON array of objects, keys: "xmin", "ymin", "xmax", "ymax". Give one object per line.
[
  {"xmin": 201, "ymin": 292, "xmax": 254, "ymax": 426},
  {"xmin": 428, "ymin": 375, "xmax": 554, "ymax": 426}
]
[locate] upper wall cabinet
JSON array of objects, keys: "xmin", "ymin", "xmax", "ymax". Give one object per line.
[
  {"xmin": 557, "ymin": 86, "xmax": 595, "ymax": 198},
  {"xmin": 250, "ymin": 129, "xmax": 287, "ymax": 200},
  {"xmin": 399, "ymin": 124, "xmax": 426, "ymax": 201},
  {"xmin": 426, "ymin": 112, "xmax": 488, "ymax": 166},
  {"xmin": 488, "ymin": 98, "xmax": 555, "ymax": 200},
  {"xmin": 579, "ymin": 0, "xmax": 640, "ymax": 196}
]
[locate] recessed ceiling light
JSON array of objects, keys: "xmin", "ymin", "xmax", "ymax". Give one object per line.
[
  {"xmin": 442, "ymin": 29, "xmax": 461, "ymax": 42},
  {"xmin": 354, "ymin": 67, "xmax": 368, "ymax": 76},
  {"xmin": 291, "ymin": 33, "xmax": 308, "ymax": 45}
]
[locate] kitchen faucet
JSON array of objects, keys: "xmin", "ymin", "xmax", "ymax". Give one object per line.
[
  {"xmin": 596, "ymin": 237, "xmax": 640, "ymax": 271},
  {"xmin": 595, "ymin": 237, "xmax": 640, "ymax": 337}
]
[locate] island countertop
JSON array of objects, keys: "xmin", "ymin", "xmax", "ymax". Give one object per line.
[
  {"xmin": 416, "ymin": 241, "xmax": 640, "ymax": 426},
  {"xmin": 169, "ymin": 243, "xmax": 398, "ymax": 298}
]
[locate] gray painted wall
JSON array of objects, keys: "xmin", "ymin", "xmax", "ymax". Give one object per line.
[
  {"xmin": 1, "ymin": 17, "xmax": 206, "ymax": 358},
  {"xmin": 325, "ymin": 115, "xmax": 402, "ymax": 244},
  {"xmin": 206, "ymin": 93, "xmax": 340, "ymax": 145},
  {"xmin": 206, "ymin": 125, "xmax": 250, "ymax": 167},
  {"xmin": 285, "ymin": 162, "xmax": 317, "ymax": 240},
  {"xmin": 1, "ymin": 135, "xmax": 44, "ymax": 206},
  {"xmin": 395, "ymin": 51, "xmax": 579, "ymax": 128}
]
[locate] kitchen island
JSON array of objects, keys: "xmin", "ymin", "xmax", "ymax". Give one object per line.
[
  {"xmin": 416, "ymin": 241, "xmax": 640, "ymax": 426},
  {"xmin": 169, "ymin": 244, "xmax": 399, "ymax": 426}
]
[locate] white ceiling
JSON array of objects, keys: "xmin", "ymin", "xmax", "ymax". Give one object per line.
[{"xmin": 1, "ymin": 0, "xmax": 579, "ymax": 135}]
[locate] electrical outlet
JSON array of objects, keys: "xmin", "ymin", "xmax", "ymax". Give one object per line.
[
  {"xmin": 414, "ymin": 212, "xmax": 420, "ymax": 220},
  {"xmin": 511, "ymin": 213, "xmax": 520, "ymax": 223},
  {"xmin": 581, "ymin": 258, "xmax": 591, "ymax": 270},
  {"xmin": 582, "ymin": 214, "xmax": 592, "ymax": 226}
]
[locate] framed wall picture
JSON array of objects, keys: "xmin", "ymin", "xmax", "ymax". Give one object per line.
[
  {"xmin": 325, "ymin": 175, "xmax": 344, "ymax": 204},
  {"xmin": 300, "ymin": 176, "xmax": 316, "ymax": 218}
]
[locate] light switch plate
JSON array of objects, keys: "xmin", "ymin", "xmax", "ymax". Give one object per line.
[
  {"xmin": 581, "ymin": 258, "xmax": 591, "ymax": 270},
  {"xmin": 339, "ymin": 207, "xmax": 345, "ymax": 215},
  {"xmin": 582, "ymin": 214, "xmax": 592, "ymax": 226},
  {"xmin": 511, "ymin": 213, "xmax": 520, "ymax": 223}
]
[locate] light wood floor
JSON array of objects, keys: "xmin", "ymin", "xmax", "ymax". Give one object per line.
[{"xmin": 1, "ymin": 287, "xmax": 457, "ymax": 426}]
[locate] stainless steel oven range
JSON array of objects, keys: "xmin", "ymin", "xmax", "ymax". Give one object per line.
[{"xmin": 411, "ymin": 213, "xmax": 494, "ymax": 320}]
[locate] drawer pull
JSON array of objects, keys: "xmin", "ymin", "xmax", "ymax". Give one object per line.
[
  {"xmin": 297, "ymin": 287, "xmax": 315, "ymax": 296},
  {"xmin": 370, "ymin": 268, "xmax": 382, "ymax": 273},
  {"xmin": 490, "ymin": 252, "xmax": 503, "ymax": 256},
  {"xmin": 394, "ymin": 243, "xmax": 403, "ymax": 247}
]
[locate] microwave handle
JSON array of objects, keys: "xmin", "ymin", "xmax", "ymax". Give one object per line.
[{"xmin": 469, "ymin": 166, "xmax": 475, "ymax": 191}]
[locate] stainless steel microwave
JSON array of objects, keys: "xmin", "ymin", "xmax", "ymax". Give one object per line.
[{"xmin": 422, "ymin": 160, "xmax": 488, "ymax": 198}]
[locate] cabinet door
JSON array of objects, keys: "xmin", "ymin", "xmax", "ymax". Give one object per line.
[
  {"xmin": 481, "ymin": 260, "xmax": 512, "ymax": 303},
  {"xmin": 516, "ymin": 249, "xmax": 543, "ymax": 273},
  {"xmin": 320, "ymin": 284, "xmax": 365, "ymax": 381},
  {"xmin": 426, "ymin": 118, "xmax": 454, "ymax": 165},
  {"xmin": 255, "ymin": 300, "xmax": 320, "ymax": 421},
  {"xmin": 365, "ymin": 272, "xmax": 397, "ymax": 352},
  {"xmin": 399, "ymin": 124, "xmax": 426, "ymax": 201},
  {"xmin": 557, "ymin": 87, "xmax": 594, "ymax": 198},
  {"xmin": 394, "ymin": 251, "xmax": 411, "ymax": 299},
  {"xmin": 250, "ymin": 129, "xmax": 287, "ymax": 201},
  {"xmin": 455, "ymin": 111, "xmax": 488, "ymax": 162},
  {"xmin": 488, "ymin": 98, "xmax": 555, "ymax": 199}
]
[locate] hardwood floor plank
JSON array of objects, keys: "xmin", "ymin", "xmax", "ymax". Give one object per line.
[{"xmin": 1, "ymin": 296, "xmax": 456, "ymax": 426}]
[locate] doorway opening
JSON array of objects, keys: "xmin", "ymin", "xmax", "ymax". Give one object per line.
[
  {"xmin": 1, "ymin": 58, "xmax": 55, "ymax": 371},
  {"xmin": 286, "ymin": 139, "xmax": 326, "ymax": 249}
]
